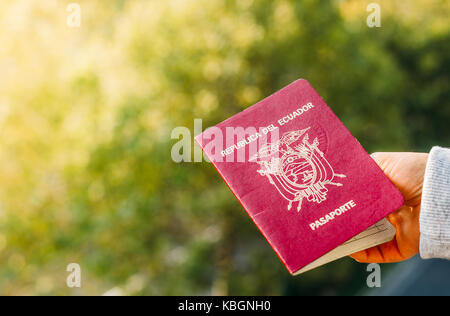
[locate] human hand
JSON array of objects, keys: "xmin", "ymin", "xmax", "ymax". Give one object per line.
[{"xmin": 350, "ymin": 152, "xmax": 429, "ymax": 263}]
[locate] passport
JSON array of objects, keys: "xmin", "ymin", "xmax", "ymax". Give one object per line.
[{"xmin": 195, "ymin": 79, "xmax": 404, "ymax": 275}]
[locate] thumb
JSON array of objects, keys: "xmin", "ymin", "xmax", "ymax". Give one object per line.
[{"xmin": 370, "ymin": 152, "xmax": 427, "ymax": 204}]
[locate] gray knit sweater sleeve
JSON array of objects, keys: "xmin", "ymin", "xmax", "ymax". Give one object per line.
[{"xmin": 420, "ymin": 146, "xmax": 450, "ymax": 260}]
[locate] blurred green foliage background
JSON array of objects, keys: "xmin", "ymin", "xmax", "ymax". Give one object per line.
[{"xmin": 0, "ymin": 0, "xmax": 448, "ymax": 295}]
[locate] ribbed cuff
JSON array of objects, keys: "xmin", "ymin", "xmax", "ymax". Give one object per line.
[{"xmin": 419, "ymin": 146, "xmax": 450, "ymax": 260}]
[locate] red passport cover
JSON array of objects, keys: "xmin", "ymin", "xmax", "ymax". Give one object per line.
[{"xmin": 195, "ymin": 79, "xmax": 404, "ymax": 274}]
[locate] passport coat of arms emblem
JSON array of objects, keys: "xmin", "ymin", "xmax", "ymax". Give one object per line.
[{"xmin": 250, "ymin": 127, "xmax": 346, "ymax": 212}]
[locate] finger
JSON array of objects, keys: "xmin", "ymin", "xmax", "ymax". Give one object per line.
[
  {"xmin": 350, "ymin": 246, "xmax": 385, "ymax": 263},
  {"xmin": 376, "ymin": 239, "xmax": 404, "ymax": 262},
  {"xmin": 349, "ymin": 249, "xmax": 369, "ymax": 262},
  {"xmin": 386, "ymin": 205, "xmax": 420, "ymax": 259}
]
